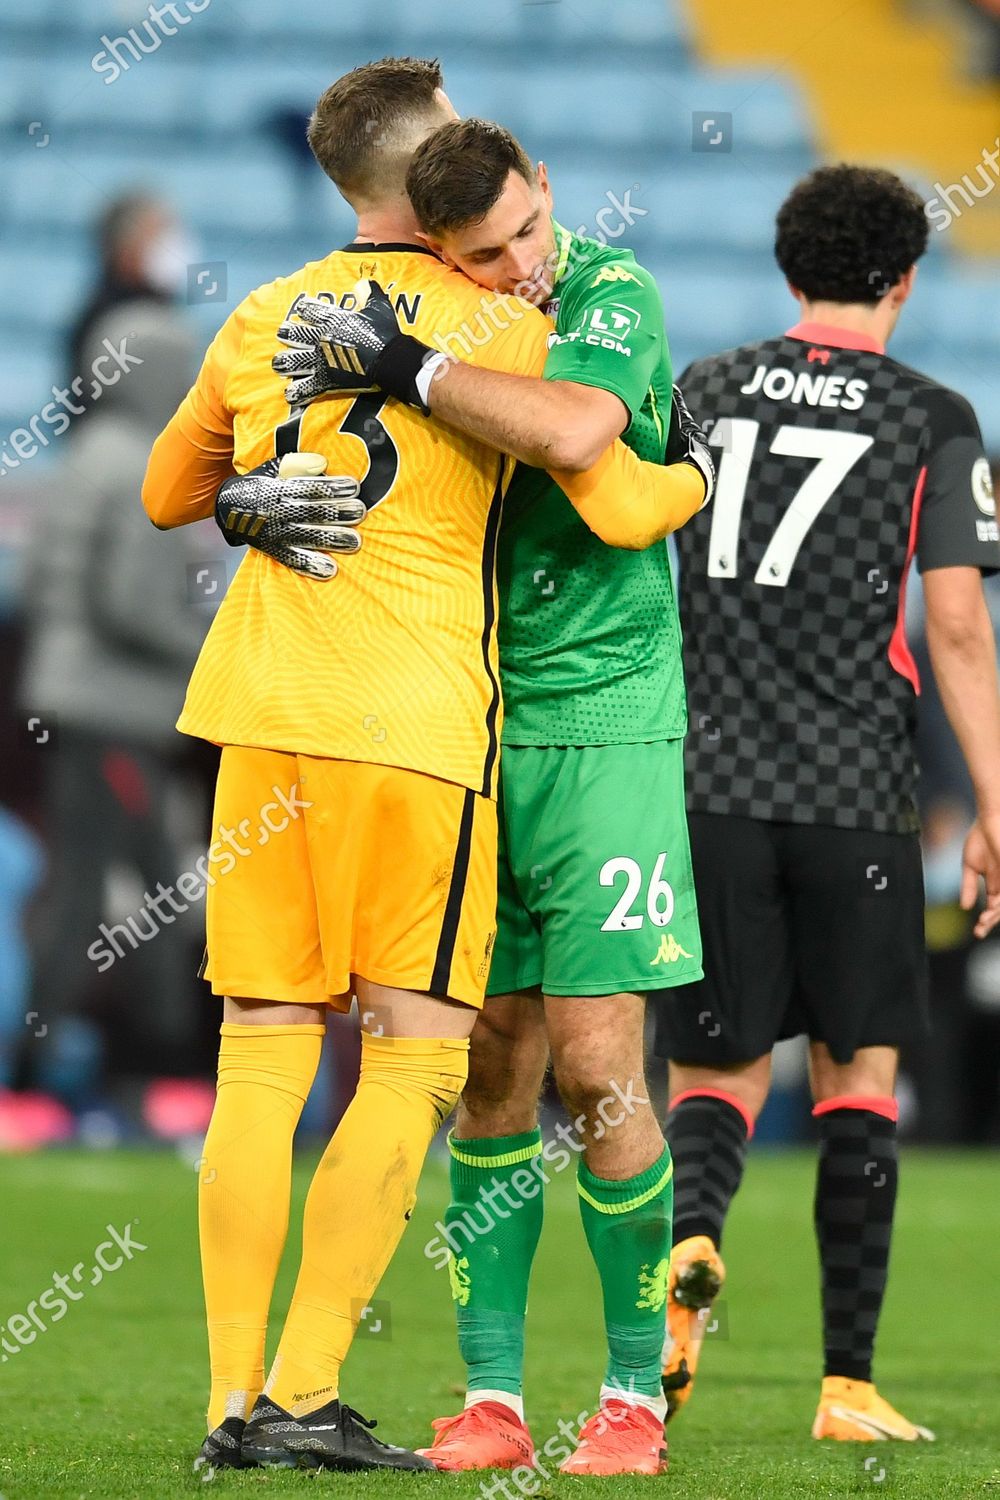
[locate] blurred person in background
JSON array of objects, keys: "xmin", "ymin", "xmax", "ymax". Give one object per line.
[
  {"xmin": 66, "ymin": 192, "xmax": 195, "ymax": 410},
  {"xmin": 17, "ymin": 300, "xmax": 215, "ymax": 1139}
]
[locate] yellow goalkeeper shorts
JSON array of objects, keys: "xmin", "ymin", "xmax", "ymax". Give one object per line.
[{"xmin": 202, "ymin": 747, "xmax": 497, "ymax": 1009}]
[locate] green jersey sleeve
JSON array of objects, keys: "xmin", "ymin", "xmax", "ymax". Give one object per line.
[{"xmin": 543, "ymin": 261, "xmax": 669, "ymax": 422}]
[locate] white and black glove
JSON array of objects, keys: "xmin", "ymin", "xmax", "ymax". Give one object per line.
[
  {"xmin": 215, "ymin": 452, "xmax": 365, "ymax": 581},
  {"xmin": 272, "ymin": 281, "xmax": 447, "ymax": 413},
  {"xmin": 665, "ymin": 384, "xmax": 715, "ymax": 508}
]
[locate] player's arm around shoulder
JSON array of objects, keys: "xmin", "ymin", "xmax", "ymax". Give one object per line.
[
  {"xmin": 419, "ymin": 279, "xmax": 592, "ymax": 469},
  {"xmin": 428, "ymin": 256, "xmax": 714, "ymax": 543},
  {"xmin": 423, "ymin": 271, "xmax": 551, "ymax": 382},
  {"xmin": 479, "ymin": 255, "xmax": 668, "ymax": 474},
  {"xmin": 532, "ymin": 256, "xmax": 708, "ymax": 547},
  {"xmin": 420, "ymin": 265, "xmax": 632, "ymax": 472},
  {"xmin": 541, "ymin": 255, "xmax": 668, "ymax": 470},
  {"xmin": 552, "ymin": 368, "xmax": 715, "ymax": 551},
  {"xmin": 552, "ymin": 410, "xmax": 713, "ymax": 549}
]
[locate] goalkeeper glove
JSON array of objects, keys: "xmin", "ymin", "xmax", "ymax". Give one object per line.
[
  {"xmin": 215, "ymin": 452, "xmax": 366, "ymax": 581},
  {"xmin": 665, "ymin": 384, "xmax": 715, "ymax": 508},
  {"xmin": 272, "ymin": 281, "xmax": 448, "ymax": 413}
]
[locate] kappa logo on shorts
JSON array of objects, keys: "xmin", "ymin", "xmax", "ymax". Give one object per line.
[{"xmin": 650, "ymin": 933, "xmax": 693, "ymax": 965}]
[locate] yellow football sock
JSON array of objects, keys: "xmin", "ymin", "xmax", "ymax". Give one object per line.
[
  {"xmin": 199, "ymin": 1021, "xmax": 324, "ymax": 1432},
  {"xmin": 264, "ymin": 1032, "xmax": 469, "ymax": 1416}
]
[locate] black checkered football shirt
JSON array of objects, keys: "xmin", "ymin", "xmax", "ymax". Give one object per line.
[{"xmin": 677, "ymin": 322, "xmax": 1000, "ymax": 834}]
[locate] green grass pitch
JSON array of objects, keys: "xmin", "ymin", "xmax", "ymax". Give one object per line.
[{"xmin": 1, "ymin": 1146, "xmax": 999, "ymax": 1498}]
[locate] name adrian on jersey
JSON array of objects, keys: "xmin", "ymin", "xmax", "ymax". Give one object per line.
[
  {"xmin": 740, "ymin": 364, "xmax": 868, "ymax": 411},
  {"xmin": 287, "ymin": 285, "xmax": 423, "ymax": 325}
]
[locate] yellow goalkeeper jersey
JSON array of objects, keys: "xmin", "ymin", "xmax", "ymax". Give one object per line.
[{"xmin": 144, "ymin": 243, "xmax": 549, "ymax": 798}]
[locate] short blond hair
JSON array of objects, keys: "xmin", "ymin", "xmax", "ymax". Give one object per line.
[{"xmin": 308, "ymin": 57, "xmax": 449, "ymax": 203}]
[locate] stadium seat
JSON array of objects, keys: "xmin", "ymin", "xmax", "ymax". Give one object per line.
[
  {"xmin": 446, "ymin": 65, "xmax": 679, "ymax": 150},
  {"xmin": 0, "ymin": 0, "xmax": 57, "ymax": 25},
  {"xmin": 644, "ymin": 263, "xmax": 796, "ymax": 358},
  {"xmin": 60, "ymin": 0, "xmax": 177, "ymax": 32},
  {"xmin": 193, "ymin": 0, "xmax": 397, "ymax": 38},
  {"xmin": 6, "ymin": 142, "xmax": 297, "ymax": 236},
  {"xmin": 0, "ymin": 243, "xmax": 91, "ymax": 337},
  {"xmin": 902, "ymin": 269, "xmax": 998, "ymax": 350},
  {"xmin": 0, "ymin": 343, "xmax": 68, "ymax": 435},
  {"xmin": 388, "ymin": 0, "xmax": 532, "ymax": 46},
  {"xmin": 191, "ymin": 61, "xmax": 344, "ymax": 132},
  {"xmin": 186, "ymin": 0, "xmax": 688, "ymax": 54},
  {"xmin": 0, "ymin": 42, "xmax": 57, "ymax": 130},
  {"xmin": 514, "ymin": 0, "xmax": 689, "ymax": 52},
  {"xmin": 55, "ymin": 62, "xmax": 191, "ymax": 133},
  {"xmin": 539, "ymin": 157, "xmax": 795, "ymax": 256}
]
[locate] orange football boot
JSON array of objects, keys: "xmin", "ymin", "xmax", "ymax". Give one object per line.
[
  {"xmin": 812, "ymin": 1377, "xmax": 935, "ymax": 1442},
  {"xmin": 661, "ymin": 1233, "xmax": 725, "ymax": 1420},
  {"xmin": 417, "ymin": 1401, "xmax": 534, "ymax": 1471},
  {"xmin": 559, "ymin": 1399, "xmax": 667, "ymax": 1477}
]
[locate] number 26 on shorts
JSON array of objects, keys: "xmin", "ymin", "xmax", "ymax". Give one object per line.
[{"xmin": 600, "ymin": 852, "xmax": 674, "ymax": 932}]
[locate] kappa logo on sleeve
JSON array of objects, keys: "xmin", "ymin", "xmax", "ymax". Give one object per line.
[{"xmin": 590, "ymin": 265, "xmax": 642, "ymax": 289}]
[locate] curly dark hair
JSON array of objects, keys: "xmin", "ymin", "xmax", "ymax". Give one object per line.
[{"xmin": 775, "ymin": 164, "xmax": 929, "ymax": 304}]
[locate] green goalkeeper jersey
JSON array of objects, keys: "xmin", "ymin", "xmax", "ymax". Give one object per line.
[{"xmin": 497, "ymin": 222, "xmax": 687, "ymax": 747}]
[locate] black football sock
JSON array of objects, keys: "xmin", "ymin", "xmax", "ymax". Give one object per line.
[
  {"xmin": 813, "ymin": 1097, "xmax": 899, "ymax": 1383},
  {"xmin": 664, "ymin": 1089, "xmax": 752, "ymax": 1249}
]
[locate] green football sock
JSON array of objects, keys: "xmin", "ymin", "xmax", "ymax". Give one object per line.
[
  {"xmin": 577, "ymin": 1144, "xmax": 674, "ymax": 1400},
  {"xmin": 445, "ymin": 1129, "xmax": 544, "ymax": 1397}
]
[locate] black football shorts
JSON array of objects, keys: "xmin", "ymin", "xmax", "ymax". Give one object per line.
[{"xmin": 653, "ymin": 812, "xmax": 929, "ymax": 1067}]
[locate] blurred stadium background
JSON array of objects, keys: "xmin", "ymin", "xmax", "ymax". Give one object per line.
[{"xmin": 0, "ymin": 0, "xmax": 999, "ymax": 1155}]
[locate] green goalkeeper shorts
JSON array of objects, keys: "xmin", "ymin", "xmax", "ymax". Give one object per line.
[{"xmin": 488, "ymin": 739, "xmax": 703, "ymax": 998}]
